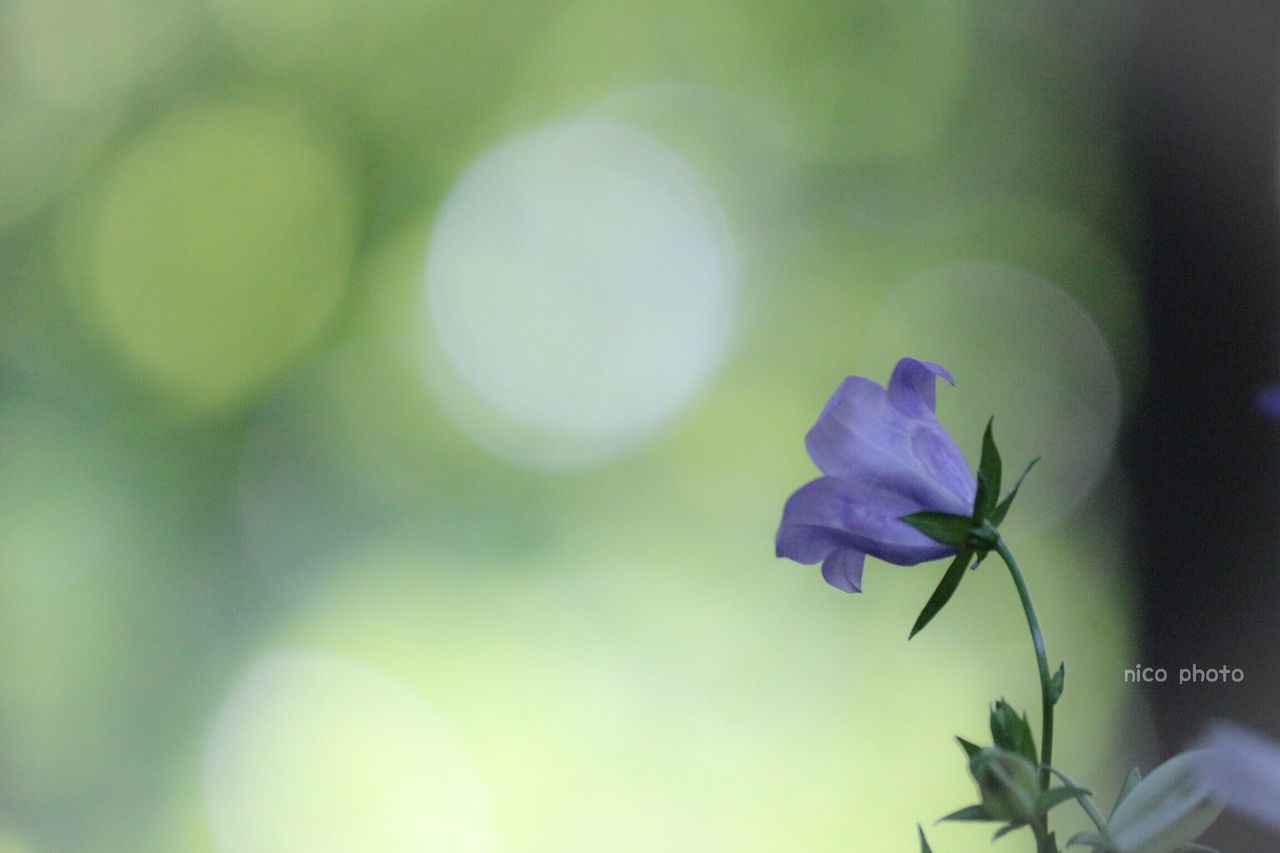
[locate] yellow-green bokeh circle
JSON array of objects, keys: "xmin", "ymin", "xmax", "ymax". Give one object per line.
[{"xmin": 73, "ymin": 98, "xmax": 357, "ymax": 410}]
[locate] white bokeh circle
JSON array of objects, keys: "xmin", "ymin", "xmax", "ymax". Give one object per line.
[
  {"xmin": 423, "ymin": 118, "xmax": 738, "ymax": 467},
  {"xmin": 203, "ymin": 652, "xmax": 493, "ymax": 853},
  {"xmin": 857, "ymin": 262, "xmax": 1123, "ymax": 528}
]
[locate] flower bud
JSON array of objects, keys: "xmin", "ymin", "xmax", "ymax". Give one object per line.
[{"xmin": 970, "ymin": 747, "xmax": 1041, "ymax": 824}]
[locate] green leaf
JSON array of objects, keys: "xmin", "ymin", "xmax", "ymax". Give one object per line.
[
  {"xmin": 989, "ymin": 457, "xmax": 1040, "ymax": 527},
  {"xmin": 956, "ymin": 737, "xmax": 983, "ymax": 760},
  {"xmin": 1038, "ymin": 786, "xmax": 1093, "ymax": 814},
  {"xmin": 917, "ymin": 824, "xmax": 933, "ymax": 853},
  {"xmin": 974, "ymin": 418, "xmax": 1002, "ymax": 519},
  {"xmin": 1110, "ymin": 767, "xmax": 1142, "ymax": 819},
  {"xmin": 901, "ymin": 511, "xmax": 973, "ymax": 547},
  {"xmin": 908, "ymin": 548, "xmax": 974, "ymax": 639},
  {"xmin": 939, "ymin": 804, "xmax": 996, "ymax": 822},
  {"xmin": 989, "ymin": 700, "xmax": 1038, "ymax": 767},
  {"xmin": 992, "ymin": 823, "xmax": 1025, "ymax": 841},
  {"xmin": 1049, "ymin": 662, "xmax": 1065, "ymax": 705}
]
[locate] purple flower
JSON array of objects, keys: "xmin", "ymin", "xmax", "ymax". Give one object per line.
[
  {"xmin": 776, "ymin": 357, "xmax": 977, "ymax": 593},
  {"xmin": 1256, "ymin": 385, "xmax": 1280, "ymax": 420},
  {"xmin": 1196, "ymin": 722, "xmax": 1280, "ymax": 834}
]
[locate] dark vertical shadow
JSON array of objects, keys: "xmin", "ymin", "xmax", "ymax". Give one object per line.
[{"xmin": 1123, "ymin": 2, "xmax": 1280, "ymax": 847}]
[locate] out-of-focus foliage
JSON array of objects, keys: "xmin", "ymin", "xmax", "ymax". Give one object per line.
[{"xmin": 0, "ymin": 0, "xmax": 1147, "ymax": 850}]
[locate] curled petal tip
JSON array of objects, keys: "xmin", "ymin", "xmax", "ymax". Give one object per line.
[{"xmin": 888, "ymin": 358, "xmax": 954, "ymax": 417}]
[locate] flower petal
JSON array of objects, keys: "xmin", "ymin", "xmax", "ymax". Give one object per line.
[
  {"xmin": 910, "ymin": 425, "xmax": 977, "ymax": 509},
  {"xmin": 775, "ymin": 477, "xmax": 957, "ymax": 567},
  {"xmin": 1198, "ymin": 722, "xmax": 1280, "ymax": 832},
  {"xmin": 776, "ymin": 477, "xmax": 856, "ymax": 563},
  {"xmin": 805, "ymin": 372, "xmax": 974, "ymax": 514},
  {"xmin": 887, "ymin": 357, "xmax": 954, "ymax": 418},
  {"xmin": 821, "ymin": 549, "xmax": 865, "ymax": 593}
]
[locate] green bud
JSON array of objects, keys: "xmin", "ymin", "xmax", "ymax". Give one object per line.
[
  {"xmin": 970, "ymin": 747, "xmax": 1041, "ymax": 824},
  {"xmin": 989, "ymin": 699, "xmax": 1038, "ymax": 767},
  {"xmin": 1104, "ymin": 750, "xmax": 1223, "ymax": 853}
]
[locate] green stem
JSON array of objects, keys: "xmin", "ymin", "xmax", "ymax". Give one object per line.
[
  {"xmin": 993, "ymin": 538, "xmax": 1055, "ymax": 792},
  {"xmin": 1033, "ymin": 819, "xmax": 1061, "ymax": 853},
  {"xmin": 1046, "ymin": 767, "xmax": 1111, "ymax": 840}
]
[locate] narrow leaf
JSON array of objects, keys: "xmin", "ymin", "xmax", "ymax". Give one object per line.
[
  {"xmin": 992, "ymin": 823, "xmax": 1025, "ymax": 841},
  {"xmin": 975, "ymin": 417, "xmax": 1002, "ymax": 518},
  {"xmin": 908, "ymin": 549, "xmax": 974, "ymax": 639},
  {"xmin": 901, "ymin": 511, "xmax": 972, "ymax": 547},
  {"xmin": 917, "ymin": 824, "xmax": 933, "ymax": 853},
  {"xmin": 1049, "ymin": 663, "xmax": 1065, "ymax": 705},
  {"xmin": 956, "ymin": 737, "xmax": 983, "ymax": 760},
  {"xmin": 1111, "ymin": 767, "xmax": 1142, "ymax": 818},
  {"xmin": 990, "ymin": 457, "xmax": 1040, "ymax": 527},
  {"xmin": 1038, "ymin": 786, "xmax": 1093, "ymax": 814},
  {"xmin": 939, "ymin": 804, "xmax": 996, "ymax": 822}
]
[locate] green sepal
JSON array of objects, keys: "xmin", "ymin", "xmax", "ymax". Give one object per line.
[
  {"xmin": 917, "ymin": 824, "xmax": 933, "ymax": 853},
  {"xmin": 939, "ymin": 804, "xmax": 996, "ymax": 822},
  {"xmin": 968, "ymin": 748, "xmax": 1041, "ymax": 824},
  {"xmin": 990, "ymin": 699, "xmax": 1038, "ymax": 767},
  {"xmin": 992, "ymin": 823, "xmax": 1025, "ymax": 841},
  {"xmin": 1049, "ymin": 662, "xmax": 1065, "ymax": 705},
  {"xmin": 989, "ymin": 457, "xmax": 1040, "ymax": 527},
  {"xmin": 956, "ymin": 737, "xmax": 983, "ymax": 760},
  {"xmin": 1110, "ymin": 767, "xmax": 1141, "ymax": 818},
  {"xmin": 901, "ymin": 511, "xmax": 973, "ymax": 547},
  {"xmin": 974, "ymin": 418, "xmax": 1002, "ymax": 519},
  {"xmin": 908, "ymin": 548, "xmax": 974, "ymax": 639},
  {"xmin": 1038, "ymin": 785, "xmax": 1093, "ymax": 814}
]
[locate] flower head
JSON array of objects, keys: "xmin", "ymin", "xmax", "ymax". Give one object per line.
[
  {"xmin": 1099, "ymin": 750, "xmax": 1223, "ymax": 853},
  {"xmin": 775, "ymin": 357, "xmax": 976, "ymax": 592},
  {"xmin": 1195, "ymin": 721, "xmax": 1280, "ymax": 834}
]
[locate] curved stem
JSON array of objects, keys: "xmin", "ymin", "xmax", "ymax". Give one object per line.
[
  {"xmin": 993, "ymin": 538, "xmax": 1055, "ymax": 793},
  {"xmin": 1046, "ymin": 767, "xmax": 1111, "ymax": 840}
]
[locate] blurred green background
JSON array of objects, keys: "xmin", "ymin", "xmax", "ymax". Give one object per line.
[{"xmin": 0, "ymin": 1, "xmax": 1151, "ymax": 850}]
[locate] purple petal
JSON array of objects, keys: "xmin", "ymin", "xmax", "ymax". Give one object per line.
[
  {"xmin": 821, "ymin": 549, "xmax": 865, "ymax": 593},
  {"xmin": 776, "ymin": 477, "xmax": 958, "ymax": 567},
  {"xmin": 805, "ymin": 368, "xmax": 974, "ymax": 514},
  {"xmin": 1197, "ymin": 722, "xmax": 1280, "ymax": 832},
  {"xmin": 776, "ymin": 478, "xmax": 853, "ymax": 563},
  {"xmin": 910, "ymin": 424, "xmax": 977, "ymax": 509},
  {"xmin": 887, "ymin": 358, "xmax": 954, "ymax": 418},
  {"xmin": 1256, "ymin": 385, "xmax": 1280, "ymax": 421}
]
